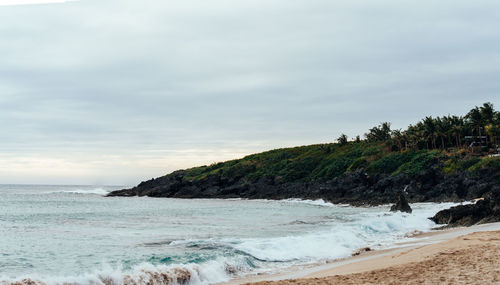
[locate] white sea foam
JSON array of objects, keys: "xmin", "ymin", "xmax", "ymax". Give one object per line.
[
  {"xmin": 1, "ymin": 202, "xmax": 456, "ymax": 285},
  {"xmin": 281, "ymin": 198, "xmax": 340, "ymax": 207},
  {"xmin": 0, "ymin": 189, "xmax": 467, "ymax": 285},
  {"xmin": 47, "ymin": 188, "xmax": 110, "ymax": 196},
  {"xmin": 0, "ymin": 257, "xmax": 247, "ymax": 285},
  {"xmin": 232, "ymin": 203, "xmax": 452, "ymax": 262}
]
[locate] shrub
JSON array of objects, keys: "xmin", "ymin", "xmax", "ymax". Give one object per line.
[
  {"xmin": 366, "ymin": 152, "xmax": 414, "ymax": 174},
  {"xmin": 394, "ymin": 151, "xmax": 441, "ymax": 176},
  {"xmin": 347, "ymin": 157, "xmax": 368, "ymax": 172},
  {"xmin": 362, "ymin": 145, "xmax": 382, "ymax": 156},
  {"xmin": 468, "ymin": 157, "xmax": 500, "ymax": 172}
]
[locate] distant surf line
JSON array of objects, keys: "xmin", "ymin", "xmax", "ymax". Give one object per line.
[{"xmin": 0, "ymin": 0, "xmax": 77, "ymax": 6}]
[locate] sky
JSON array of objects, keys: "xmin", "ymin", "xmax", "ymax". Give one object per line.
[{"xmin": 1, "ymin": 0, "xmax": 499, "ymax": 185}]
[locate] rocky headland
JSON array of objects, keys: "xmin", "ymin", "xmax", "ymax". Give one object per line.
[
  {"xmin": 108, "ymin": 146, "xmax": 499, "ymax": 227},
  {"xmin": 108, "ymin": 102, "xmax": 500, "ymax": 228},
  {"xmin": 108, "ymin": 166, "xmax": 498, "ymax": 206}
]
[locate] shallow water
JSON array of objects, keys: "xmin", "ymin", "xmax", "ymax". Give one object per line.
[{"xmin": 0, "ymin": 184, "xmax": 460, "ymax": 284}]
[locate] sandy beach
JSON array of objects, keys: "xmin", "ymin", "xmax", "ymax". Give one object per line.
[{"xmin": 220, "ymin": 223, "xmax": 500, "ymax": 285}]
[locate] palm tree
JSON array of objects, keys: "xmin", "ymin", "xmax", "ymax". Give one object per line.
[
  {"xmin": 485, "ymin": 124, "xmax": 496, "ymax": 144},
  {"xmin": 449, "ymin": 115, "xmax": 464, "ymax": 147},
  {"xmin": 436, "ymin": 117, "xmax": 449, "ymax": 149},
  {"xmin": 403, "ymin": 126, "xmax": 417, "ymax": 150},
  {"xmin": 365, "ymin": 122, "xmax": 392, "ymax": 142},
  {"xmin": 480, "ymin": 102, "xmax": 495, "ymax": 144},
  {"xmin": 423, "ymin": 116, "xmax": 437, "ymax": 149},
  {"xmin": 407, "ymin": 122, "xmax": 427, "ymax": 150},
  {"xmin": 466, "ymin": 107, "xmax": 483, "ymax": 139},
  {"xmin": 485, "ymin": 111, "xmax": 500, "ymax": 146},
  {"xmin": 480, "ymin": 102, "xmax": 495, "ymax": 124},
  {"xmin": 494, "ymin": 112, "xmax": 500, "ymax": 146}
]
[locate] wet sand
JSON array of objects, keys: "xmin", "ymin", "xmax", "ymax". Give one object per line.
[{"xmin": 221, "ymin": 223, "xmax": 500, "ymax": 285}]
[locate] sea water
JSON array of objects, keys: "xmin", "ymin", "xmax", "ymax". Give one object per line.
[{"xmin": 0, "ymin": 184, "xmax": 461, "ymax": 285}]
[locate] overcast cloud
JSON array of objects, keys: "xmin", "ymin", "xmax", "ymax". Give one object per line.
[{"xmin": 1, "ymin": 0, "xmax": 499, "ymax": 185}]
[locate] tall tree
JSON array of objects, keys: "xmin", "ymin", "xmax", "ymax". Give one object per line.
[
  {"xmin": 480, "ymin": 102, "xmax": 495, "ymax": 143},
  {"xmin": 449, "ymin": 115, "xmax": 464, "ymax": 147},
  {"xmin": 365, "ymin": 122, "xmax": 392, "ymax": 142},
  {"xmin": 466, "ymin": 107, "xmax": 483, "ymax": 139},
  {"xmin": 436, "ymin": 117, "xmax": 449, "ymax": 149},
  {"xmin": 480, "ymin": 102, "xmax": 495, "ymax": 124},
  {"xmin": 423, "ymin": 116, "xmax": 437, "ymax": 149}
]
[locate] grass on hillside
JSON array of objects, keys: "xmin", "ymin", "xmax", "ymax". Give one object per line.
[
  {"xmin": 161, "ymin": 102, "xmax": 500, "ymax": 183},
  {"xmin": 176, "ymin": 142, "xmax": 499, "ymax": 183}
]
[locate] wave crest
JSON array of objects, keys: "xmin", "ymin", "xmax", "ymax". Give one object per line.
[
  {"xmin": 1, "ymin": 258, "xmax": 247, "ymax": 285},
  {"xmin": 3, "ymin": 267, "xmax": 192, "ymax": 285},
  {"xmin": 47, "ymin": 188, "xmax": 110, "ymax": 196}
]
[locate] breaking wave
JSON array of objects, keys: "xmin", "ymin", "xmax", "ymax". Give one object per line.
[
  {"xmin": 231, "ymin": 203, "xmax": 456, "ymax": 262},
  {"xmin": 0, "ymin": 202, "xmax": 463, "ymax": 285},
  {"xmin": 47, "ymin": 188, "xmax": 111, "ymax": 196},
  {"xmin": 0, "ymin": 261, "xmax": 235, "ymax": 285},
  {"xmin": 281, "ymin": 198, "xmax": 339, "ymax": 207}
]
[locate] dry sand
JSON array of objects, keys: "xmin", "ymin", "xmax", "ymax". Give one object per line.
[{"xmin": 220, "ymin": 223, "xmax": 500, "ymax": 285}]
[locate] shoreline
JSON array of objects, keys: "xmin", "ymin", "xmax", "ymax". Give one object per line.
[{"xmin": 218, "ymin": 222, "xmax": 500, "ymax": 285}]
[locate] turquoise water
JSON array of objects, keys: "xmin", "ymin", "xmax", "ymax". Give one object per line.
[{"xmin": 0, "ymin": 185, "xmax": 458, "ymax": 284}]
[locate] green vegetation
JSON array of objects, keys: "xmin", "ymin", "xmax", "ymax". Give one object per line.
[
  {"xmin": 180, "ymin": 103, "xmax": 500, "ymax": 183},
  {"xmin": 366, "ymin": 102, "xmax": 500, "ymax": 151}
]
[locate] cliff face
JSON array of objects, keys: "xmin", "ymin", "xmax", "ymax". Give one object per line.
[{"xmin": 107, "ymin": 166, "xmax": 499, "ymax": 207}]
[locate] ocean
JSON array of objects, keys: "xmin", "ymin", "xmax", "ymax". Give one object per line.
[{"xmin": 0, "ymin": 184, "xmax": 460, "ymax": 284}]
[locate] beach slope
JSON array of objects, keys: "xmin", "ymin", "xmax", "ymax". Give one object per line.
[{"xmin": 244, "ymin": 227, "xmax": 500, "ymax": 285}]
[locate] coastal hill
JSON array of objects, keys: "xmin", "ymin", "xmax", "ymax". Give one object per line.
[{"xmin": 108, "ymin": 103, "xmax": 500, "ymax": 226}]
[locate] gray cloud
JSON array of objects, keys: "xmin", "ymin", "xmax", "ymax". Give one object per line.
[{"xmin": 1, "ymin": 0, "xmax": 499, "ymax": 184}]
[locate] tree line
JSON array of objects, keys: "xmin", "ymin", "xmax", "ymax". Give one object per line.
[{"xmin": 338, "ymin": 102, "xmax": 500, "ymax": 152}]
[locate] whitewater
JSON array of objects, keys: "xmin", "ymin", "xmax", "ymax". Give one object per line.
[{"xmin": 0, "ymin": 184, "xmax": 463, "ymax": 285}]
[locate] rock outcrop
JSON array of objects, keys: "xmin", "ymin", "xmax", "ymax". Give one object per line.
[
  {"xmin": 430, "ymin": 190, "xmax": 500, "ymax": 227},
  {"xmin": 108, "ymin": 167, "xmax": 499, "ymax": 208},
  {"xmin": 390, "ymin": 192, "xmax": 412, "ymax": 213}
]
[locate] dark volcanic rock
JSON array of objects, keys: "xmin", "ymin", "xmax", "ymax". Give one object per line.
[
  {"xmin": 107, "ymin": 167, "xmax": 500, "ymax": 213},
  {"xmin": 430, "ymin": 190, "xmax": 500, "ymax": 227},
  {"xmin": 390, "ymin": 192, "xmax": 412, "ymax": 213}
]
